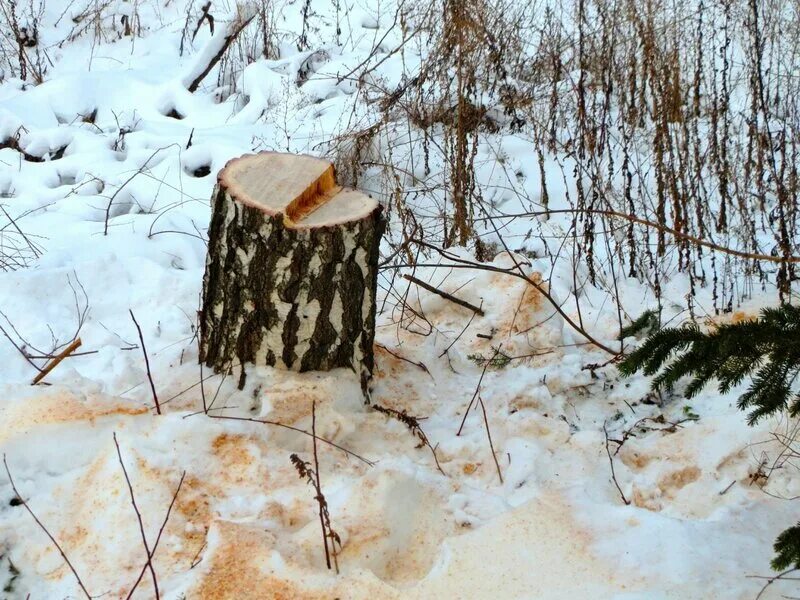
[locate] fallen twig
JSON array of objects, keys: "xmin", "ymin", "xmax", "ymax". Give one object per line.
[
  {"xmin": 31, "ymin": 337, "xmax": 82, "ymax": 385},
  {"xmin": 377, "ymin": 343, "xmax": 432, "ymax": 378},
  {"xmin": 401, "ymin": 241, "xmax": 619, "ymax": 356},
  {"xmin": 403, "ymin": 273, "xmax": 485, "ymax": 316},
  {"xmin": 749, "ymin": 567, "xmax": 800, "ymax": 600},
  {"xmin": 105, "ymin": 147, "xmax": 174, "ymax": 235},
  {"xmin": 205, "ymin": 413, "xmax": 374, "ymax": 466},
  {"xmin": 438, "ymin": 308, "xmax": 478, "ymax": 359}
]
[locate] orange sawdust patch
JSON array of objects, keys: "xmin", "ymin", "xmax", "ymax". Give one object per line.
[
  {"xmin": 658, "ymin": 466, "xmax": 701, "ymax": 491},
  {"xmin": 194, "ymin": 522, "xmax": 317, "ymax": 600},
  {"xmin": 491, "ymin": 273, "xmax": 549, "ymax": 337},
  {"xmin": 2, "ymin": 392, "xmax": 148, "ymax": 442}
]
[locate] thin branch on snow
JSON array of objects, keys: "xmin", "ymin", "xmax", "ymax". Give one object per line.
[
  {"xmin": 478, "ymin": 396, "xmax": 503, "ymax": 485},
  {"xmin": 206, "ymin": 412, "xmax": 375, "ymax": 467},
  {"xmin": 403, "ymin": 273, "xmax": 485, "ymax": 316},
  {"xmin": 125, "ymin": 466, "xmax": 186, "ymax": 599},
  {"xmin": 113, "ymin": 433, "xmax": 159, "ymax": 600},
  {"xmin": 457, "ymin": 345, "xmax": 501, "ymax": 436},
  {"xmin": 31, "ymin": 337, "xmax": 82, "ymax": 385},
  {"xmin": 129, "ymin": 310, "xmax": 161, "ymax": 415}
]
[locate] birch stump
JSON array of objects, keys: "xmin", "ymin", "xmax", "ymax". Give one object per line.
[{"xmin": 199, "ymin": 152, "xmax": 385, "ymax": 393}]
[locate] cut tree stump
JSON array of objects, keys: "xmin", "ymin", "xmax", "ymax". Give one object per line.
[{"xmin": 199, "ymin": 152, "xmax": 385, "ymax": 394}]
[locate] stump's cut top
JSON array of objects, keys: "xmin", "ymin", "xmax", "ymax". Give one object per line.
[{"xmin": 219, "ymin": 152, "xmax": 378, "ymax": 228}]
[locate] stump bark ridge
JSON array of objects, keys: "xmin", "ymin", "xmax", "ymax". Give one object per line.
[{"xmin": 199, "ymin": 152, "xmax": 385, "ymax": 392}]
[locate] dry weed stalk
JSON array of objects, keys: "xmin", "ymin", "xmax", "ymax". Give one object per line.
[{"xmin": 289, "ymin": 401, "xmax": 341, "ymax": 573}]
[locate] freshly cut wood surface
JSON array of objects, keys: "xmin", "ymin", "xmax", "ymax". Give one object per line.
[
  {"xmin": 218, "ymin": 152, "xmax": 378, "ymax": 228},
  {"xmin": 200, "ymin": 152, "xmax": 385, "ymax": 393}
]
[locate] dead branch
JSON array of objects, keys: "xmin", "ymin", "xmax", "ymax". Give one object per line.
[
  {"xmin": 129, "ymin": 310, "xmax": 161, "ymax": 415},
  {"xmin": 205, "ymin": 413, "xmax": 374, "ymax": 466},
  {"xmin": 105, "ymin": 146, "xmax": 176, "ymax": 235},
  {"xmin": 191, "ymin": 2, "xmax": 214, "ymax": 42},
  {"xmin": 438, "ymin": 305, "xmax": 479, "ymax": 359},
  {"xmin": 475, "ymin": 208, "xmax": 800, "ymax": 266},
  {"xmin": 749, "ymin": 567, "xmax": 800, "ymax": 600},
  {"xmin": 31, "ymin": 337, "xmax": 82, "ymax": 385},
  {"xmin": 3, "ymin": 455, "xmax": 92, "ymax": 599},
  {"xmin": 0, "ymin": 318, "xmax": 42, "ymax": 373},
  {"xmin": 405, "ymin": 240, "xmax": 619, "ymax": 355},
  {"xmin": 403, "ymin": 273, "xmax": 485, "ymax": 316}
]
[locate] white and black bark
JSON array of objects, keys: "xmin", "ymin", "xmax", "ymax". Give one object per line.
[{"xmin": 199, "ymin": 152, "xmax": 385, "ymax": 394}]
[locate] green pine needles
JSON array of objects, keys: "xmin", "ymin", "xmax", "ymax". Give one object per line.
[
  {"xmin": 618, "ymin": 304, "xmax": 800, "ymax": 425},
  {"xmin": 773, "ymin": 523, "xmax": 800, "ymax": 571},
  {"xmin": 618, "ymin": 304, "xmax": 800, "ymax": 573}
]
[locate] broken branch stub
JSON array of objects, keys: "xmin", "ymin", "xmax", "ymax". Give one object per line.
[{"xmin": 199, "ymin": 152, "xmax": 385, "ymax": 393}]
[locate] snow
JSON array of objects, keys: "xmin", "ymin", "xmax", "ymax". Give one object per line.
[{"xmin": 0, "ymin": 0, "xmax": 797, "ymax": 598}]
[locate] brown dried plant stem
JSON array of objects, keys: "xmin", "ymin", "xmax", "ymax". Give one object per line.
[
  {"xmin": 312, "ymin": 401, "xmax": 336, "ymax": 572},
  {"xmin": 478, "ymin": 208, "xmax": 800, "ymax": 265},
  {"xmin": 372, "ymin": 404, "xmax": 446, "ymax": 475},
  {"xmin": 289, "ymin": 402, "xmax": 342, "ymax": 573},
  {"xmin": 3, "ymin": 455, "xmax": 92, "ymax": 599},
  {"xmin": 31, "ymin": 337, "xmax": 82, "ymax": 385}
]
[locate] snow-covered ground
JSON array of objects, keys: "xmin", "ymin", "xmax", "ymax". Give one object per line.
[{"xmin": 1, "ymin": 1, "xmax": 798, "ymax": 598}]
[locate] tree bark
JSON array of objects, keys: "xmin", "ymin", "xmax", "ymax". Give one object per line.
[{"xmin": 199, "ymin": 152, "xmax": 385, "ymax": 394}]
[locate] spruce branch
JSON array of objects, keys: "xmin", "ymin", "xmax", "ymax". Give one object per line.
[
  {"xmin": 619, "ymin": 305, "xmax": 800, "ymax": 424},
  {"xmin": 619, "ymin": 304, "xmax": 800, "ymax": 575}
]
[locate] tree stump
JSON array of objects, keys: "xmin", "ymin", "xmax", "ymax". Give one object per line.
[{"xmin": 199, "ymin": 152, "xmax": 385, "ymax": 393}]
